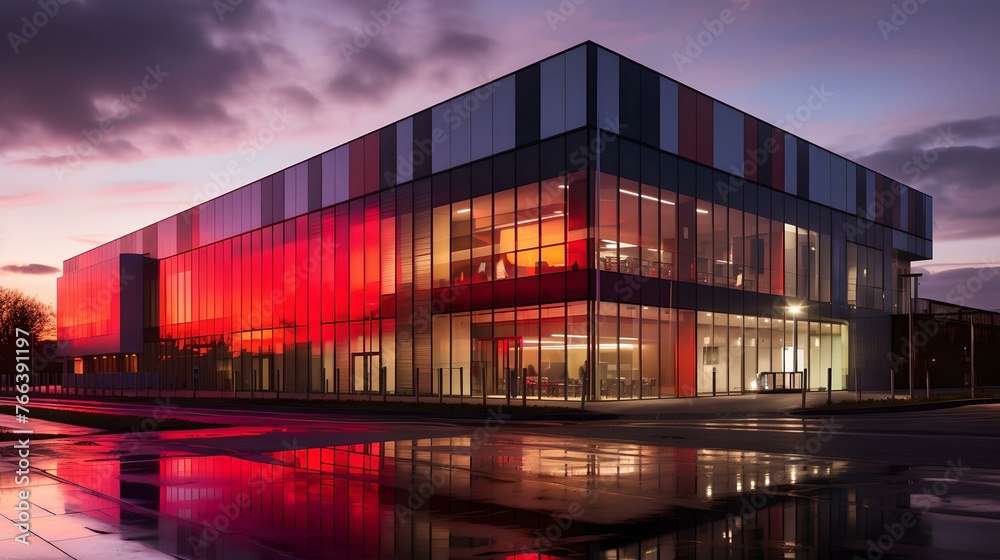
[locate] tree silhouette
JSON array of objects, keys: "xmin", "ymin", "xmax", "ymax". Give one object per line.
[{"xmin": 0, "ymin": 286, "xmax": 55, "ymax": 370}]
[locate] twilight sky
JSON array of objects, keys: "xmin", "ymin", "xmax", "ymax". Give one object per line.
[{"xmin": 2, "ymin": 0, "xmax": 1000, "ymax": 311}]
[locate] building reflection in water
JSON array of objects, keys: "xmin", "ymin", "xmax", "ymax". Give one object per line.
[{"xmin": 50, "ymin": 436, "xmax": 946, "ymax": 559}]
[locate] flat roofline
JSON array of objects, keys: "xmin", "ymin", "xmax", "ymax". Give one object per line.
[{"xmin": 62, "ymin": 39, "xmax": 931, "ymax": 267}]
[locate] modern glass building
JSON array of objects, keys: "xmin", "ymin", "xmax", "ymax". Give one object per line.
[{"xmin": 57, "ymin": 42, "xmax": 933, "ymax": 400}]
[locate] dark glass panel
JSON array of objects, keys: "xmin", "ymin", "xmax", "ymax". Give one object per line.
[
  {"xmin": 515, "ymin": 63, "xmax": 540, "ymax": 146},
  {"xmin": 364, "ymin": 131, "xmax": 379, "ymax": 194},
  {"xmin": 639, "ymin": 67, "xmax": 660, "ymax": 147},
  {"xmin": 379, "ymin": 124, "xmax": 396, "ymax": 190},
  {"xmin": 349, "ymin": 138, "xmax": 365, "ymax": 200},
  {"xmin": 619, "ymin": 57, "xmax": 640, "ymax": 142}
]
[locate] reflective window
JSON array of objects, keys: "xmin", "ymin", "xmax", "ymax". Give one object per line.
[{"xmin": 540, "ymin": 54, "xmax": 566, "ymax": 138}]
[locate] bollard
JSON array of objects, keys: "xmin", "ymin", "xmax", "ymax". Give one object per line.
[{"xmin": 827, "ymin": 367, "xmax": 832, "ymax": 404}]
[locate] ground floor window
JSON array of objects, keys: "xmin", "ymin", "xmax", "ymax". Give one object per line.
[{"xmin": 109, "ymin": 301, "xmax": 847, "ymax": 400}]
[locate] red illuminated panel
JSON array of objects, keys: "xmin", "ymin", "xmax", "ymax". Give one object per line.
[
  {"xmin": 365, "ymin": 197, "xmax": 381, "ymax": 315},
  {"xmin": 283, "ymin": 222, "xmax": 296, "ymax": 326},
  {"xmin": 678, "ymin": 86, "xmax": 697, "ymax": 161},
  {"xmin": 695, "ymin": 93, "xmax": 713, "ymax": 167},
  {"xmin": 349, "ymin": 138, "xmax": 365, "ymax": 200},
  {"xmin": 335, "ymin": 205, "xmax": 350, "ymax": 322},
  {"xmin": 676, "ymin": 309, "xmax": 696, "ymax": 397},
  {"xmin": 321, "ymin": 209, "xmax": 336, "ymax": 323},
  {"xmin": 349, "ymin": 199, "xmax": 365, "ymax": 321},
  {"xmin": 744, "ymin": 114, "xmax": 758, "ymax": 182},
  {"xmin": 771, "ymin": 127, "xmax": 785, "ymax": 191}
]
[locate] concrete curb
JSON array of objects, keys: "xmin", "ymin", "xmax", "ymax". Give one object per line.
[
  {"xmin": 144, "ymin": 401, "xmax": 624, "ymax": 422},
  {"xmin": 791, "ymin": 397, "xmax": 1000, "ymax": 415}
]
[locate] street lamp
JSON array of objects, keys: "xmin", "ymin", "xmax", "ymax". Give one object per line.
[{"xmin": 899, "ymin": 272, "xmax": 923, "ymax": 399}]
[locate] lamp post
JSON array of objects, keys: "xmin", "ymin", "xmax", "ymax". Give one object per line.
[
  {"xmin": 899, "ymin": 273, "xmax": 922, "ymax": 399},
  {"xmin": 970, "ymin": 311, "xmax": 976, "ymax": 399}
]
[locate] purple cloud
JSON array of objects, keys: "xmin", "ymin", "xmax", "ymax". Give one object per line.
[
  {"xmin": 2, "ymin": 263, "xmax": 61, "ymax": 275},
  {"xmin": 857, "ymin": 115, "xmax": 1000, "ymax": 241}
]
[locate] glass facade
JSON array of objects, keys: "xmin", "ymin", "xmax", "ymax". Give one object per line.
[{"xmin": 57, "ymin": 43, "xmax": 932, "ymax": 398}]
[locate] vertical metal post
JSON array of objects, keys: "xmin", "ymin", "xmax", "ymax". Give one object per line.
[
  {"xmin": 794, "ymin": 314, "xmax": 803, "ymax": 409},
  {"xmin": 712, "ymin": 367, "xmax": 717, "ymax": 396},
  {"xmin": 505, "ymin": 342, "xmax": 511, "ymax": 407},
  {"xmin": 415, "ymin": 368, "xmax": 419, "ymax": 403},
  {"xmin": 900, "ymin": 273, "xmax": 922, "ymax": 399},
  {"xmin": 925, "ymin": 364, "xmax": 930, "ymax": 400},
  {"xmin": 827, "ymin": 367, "xmax": 832, "ymax": 404},
  {"xmin": 459, "ymin": 366, "xmax": 464, "ymax": 399},
  {"xmin": 521, "ymin": 366, "xmax": 527, "ymax": 408},
  {"xmin": 971, "ymin": 313, "xmax": 976, "ymax": 399},
  {"xmin": 908, "ymin": 278, "xmax": 914, "ymax": 399},
  {"xmin": 438, "ymin": 367, "xmax": 443, "ymax": 404}
]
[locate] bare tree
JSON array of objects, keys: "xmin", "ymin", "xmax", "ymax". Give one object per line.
[{"xmin": 0, "ymin": 286, "xmax": 55, "ymax": 369}]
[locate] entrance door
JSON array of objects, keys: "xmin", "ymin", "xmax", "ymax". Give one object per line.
[
  {"xmin": 473, "ymin": 337, "xmax": 522, "ymax": 398},
  {"xmin": 351, "ymin": 352, "xmax": 380, "ymax": 393}
]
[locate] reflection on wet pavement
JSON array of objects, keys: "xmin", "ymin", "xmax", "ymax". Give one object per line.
[{"xmin": 2, "ymin": 429, "xmax": 998, "ymax": 559}]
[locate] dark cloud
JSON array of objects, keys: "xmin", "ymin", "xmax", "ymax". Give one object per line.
[
  {"xmin": 1, "ymin": 263, "xmax": 61, "ymax": 275},
  {"xmin": 429, "ymin": 30, "xmax": 498, "ymax": 60},
  {"xmin": 325, "ymin": 0, "xmax": 497, "ymax": 104},
  {"xmin": 0, "ymin": 0, "xmax": 283, "ymax": 161},
  {"xmin": 914, "ymin": 266, "xmax": 1000, "ymax": 312},
  {"xmin": 328, "ymin": 39, "xmax": 412, "ymax": 102},
  {"xmin": 273, "ymin": 85, "xmax": 321, "ymax": 110},
  {"xmin": 857, "ymin": 115, "xmax": 1000, "ymax": 241}
]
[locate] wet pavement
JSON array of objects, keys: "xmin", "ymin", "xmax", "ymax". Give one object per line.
[{"xmin": 3, "ymin": 410, "xmax": 1000, "ymax": 560}]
